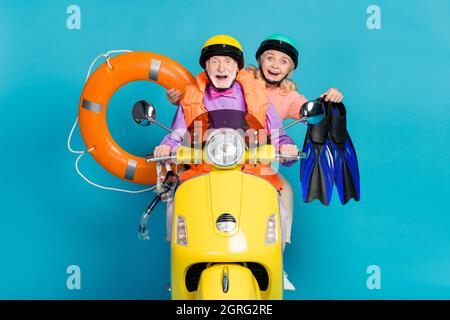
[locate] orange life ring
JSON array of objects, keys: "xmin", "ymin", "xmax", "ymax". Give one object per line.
[{"xmin": 78, "ymin": 52, "xmax": 195, "ymax": 184}]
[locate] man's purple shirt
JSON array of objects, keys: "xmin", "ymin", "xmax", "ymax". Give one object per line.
[{"xmin": 160, "ymin": 82, "xmax": 296, "ymax": 166}]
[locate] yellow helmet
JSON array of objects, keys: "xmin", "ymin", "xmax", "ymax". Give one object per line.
[{"xmin": 199, "ymin": 35, "xmax": 244, "ymax": 69}]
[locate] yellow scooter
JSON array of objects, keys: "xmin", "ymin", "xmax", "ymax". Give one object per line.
[{"xmin": 133, "ymin": 101, "xmax": 324, "ymax": 300}]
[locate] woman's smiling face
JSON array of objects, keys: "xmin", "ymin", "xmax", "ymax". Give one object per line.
[{"xmin": 259, "ymin": 50, "xmax": 294, "ymax": 83}]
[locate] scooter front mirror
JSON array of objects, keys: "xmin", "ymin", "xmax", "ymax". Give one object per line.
[
  {"xmin": 299, "ymin": 100, "xmax": 325, "ymax": 125},
  {"xmin": 132, "ymin": 100, "xmax": 156, "ymax": 126}
]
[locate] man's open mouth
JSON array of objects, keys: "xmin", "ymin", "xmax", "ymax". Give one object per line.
[{"xmin": 215, "ymin": 75, "xmax": 229, "ymax": 80}]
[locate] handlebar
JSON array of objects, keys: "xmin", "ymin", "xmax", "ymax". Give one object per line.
[
  {"xmin": 146, "ymin": 150, "xmax": 306, "ymax": 163},
  {"xmin": 146, "ymin": 153, "xmax": 177, "ymax": 162}
]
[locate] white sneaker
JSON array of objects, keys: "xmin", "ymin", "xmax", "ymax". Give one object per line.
[{"xmin": 283, "ymin": 271, "xmax": 296, "ymax": 291}]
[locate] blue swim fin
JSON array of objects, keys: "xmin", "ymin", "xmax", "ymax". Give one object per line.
[
  {"xmin": 300, "ymin": 102, "xmax": 334, "ymax": 205},
  {"xmin": 329, "ymin": 102, "xmax": 360, "ymax": 204}
]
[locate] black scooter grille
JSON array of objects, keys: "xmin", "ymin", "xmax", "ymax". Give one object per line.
[
  {"xmin": 247, "ymin": 262, "xmax": 269, "ymax": 291},
  {"xmin": 217, "ymin": 213, "xmax": 236, "ymax": 223},
  {"xmin": 185, "ymin": 263, "xmax": 208, "ymax": 292}
]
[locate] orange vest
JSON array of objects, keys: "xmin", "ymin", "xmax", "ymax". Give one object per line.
[{"xmin": 178, "ymin": 70, "xmax": 284, "ymax": 191}]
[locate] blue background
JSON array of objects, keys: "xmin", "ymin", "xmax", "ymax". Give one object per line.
[{"xmin": 0, "ymin": 0, "xmax": 449, "ymax": 299}]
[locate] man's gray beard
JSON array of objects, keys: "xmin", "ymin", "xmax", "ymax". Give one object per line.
[{"xmin": 206, "ymin": 73, "xmax": 237, "ymax": 91}]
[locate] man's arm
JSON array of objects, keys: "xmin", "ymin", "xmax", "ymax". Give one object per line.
[
  {"xmin": 160, "ymin": 106, "xmax": 187, "ymax": 148},
  {"xmin": 265, "ymin": 102, "xmax": 295, "ymax": 146}
]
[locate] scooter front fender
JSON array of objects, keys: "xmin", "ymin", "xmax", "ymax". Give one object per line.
[{"xmin": 196, "ymin": 264, "xmax": 261, "ymax": 300}]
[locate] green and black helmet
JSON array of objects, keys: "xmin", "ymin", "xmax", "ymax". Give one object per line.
[{"xmin": 255, "ymin": 34, "xmax": 299, "ymax": 69}]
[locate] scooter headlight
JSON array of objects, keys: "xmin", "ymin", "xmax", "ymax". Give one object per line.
[{"xmin": 205, "ymin": 129, "xmax": 245, "ymax": 168}]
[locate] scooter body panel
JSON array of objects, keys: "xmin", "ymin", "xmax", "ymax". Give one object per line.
[
  {"xmin": 196, "ymin": 264, "xmax": 262, "ymax": 300},
  {"xmin": 171, "ymin": 169, "xmax": 283, "ymax": 300}
]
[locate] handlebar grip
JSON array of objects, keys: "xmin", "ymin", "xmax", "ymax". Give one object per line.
[
  {"xmin": 146, "ymin": 153, "xmax": 177, "ymax": 162},
  {"xmin": 275, "ymin": 151, "xmax": 306, "ymax": 160}
]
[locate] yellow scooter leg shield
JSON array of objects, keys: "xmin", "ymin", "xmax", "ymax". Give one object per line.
[
  {"xmin": 196, "ymin": 264, "xmax": 261, "ymax": 300},
  {"xmin": 171, "ymin": 169, "xmax": 283, "ymax": 300}
]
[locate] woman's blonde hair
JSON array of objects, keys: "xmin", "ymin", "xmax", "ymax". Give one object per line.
[{"xmin": 247, "ymin": 53, "xmax": 297, "ymax": 93}]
